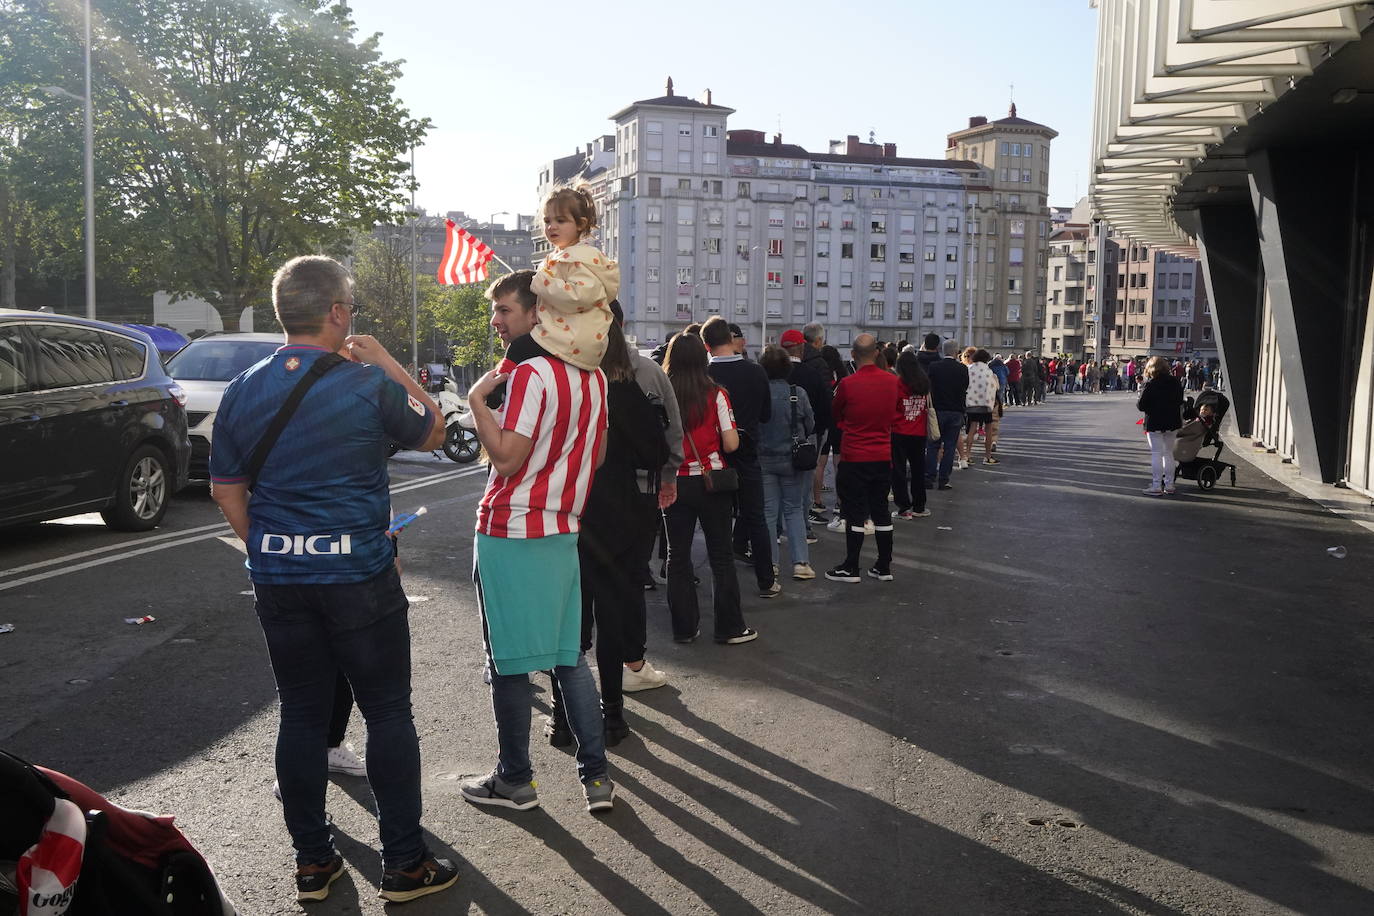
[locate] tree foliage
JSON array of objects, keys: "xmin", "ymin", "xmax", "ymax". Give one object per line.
[
  {"xmin": 0, "ymin": 0, "xmax": 426, "ymax": 322},
  {"xmin": 426, "ymin": 277, "xmax": 501, "ymax": 373},
  {"xmin": 349, "ymin": 229, "xmax": 436, "ymax": 364}
]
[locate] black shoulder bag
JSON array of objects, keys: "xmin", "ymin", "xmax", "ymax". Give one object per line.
[
  {"xmin": 245, "ymin": 353, "xmax": 346, "ymax": 488},
  {"xmin": 789, "ymin": 386, "xmax": 817, "ymax": 471}
]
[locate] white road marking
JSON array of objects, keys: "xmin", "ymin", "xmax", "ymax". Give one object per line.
[{"xmin": 0, "ymin": 466, "xmax": 487, "ymax": 592}]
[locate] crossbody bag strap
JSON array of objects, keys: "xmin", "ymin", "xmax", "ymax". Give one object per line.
[
  {"xmin": 246, "ymin": 353, "xmax": 346, "ymax": 488},
  {"xmin": 789, "ymin": 385, "xmax": 801, "ymax": 441}
]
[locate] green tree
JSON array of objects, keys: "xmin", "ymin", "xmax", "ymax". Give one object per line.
[
  {"xmin": 349, "ymin": 230, "xmax": 433, "ymax": 361},
  {"xmin": 2, "ymin": 0, "xmax": 426, "ymax": 323},
  {"xmin": 426, "ymin": 277, "xmax": 501, "ymax": 375}
]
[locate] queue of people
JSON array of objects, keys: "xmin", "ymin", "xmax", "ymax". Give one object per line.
[{"xmin": 209, "ymin": 182, "xmax": 1034, "ymax": 905}]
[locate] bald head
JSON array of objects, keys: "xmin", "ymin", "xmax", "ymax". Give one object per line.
[{"xmin": 852, "ymin": 333, "xmax": 879, "ymax": 366}]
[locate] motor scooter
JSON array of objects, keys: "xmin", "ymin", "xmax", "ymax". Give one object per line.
[{"xmin": 437, "ymin": 377, "xmax": 480, "ymax": 463}]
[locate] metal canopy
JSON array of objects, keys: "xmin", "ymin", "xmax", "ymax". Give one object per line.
[{"xmin": 1089, "ymin": 0, "xmax": 1371, "ymax": 254}]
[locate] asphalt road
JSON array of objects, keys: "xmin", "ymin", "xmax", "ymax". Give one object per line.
[{"xmin": 2, "ymin": 394, "xmax": 1372, "ymax": 915}]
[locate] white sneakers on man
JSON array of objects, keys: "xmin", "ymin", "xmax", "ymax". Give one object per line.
[{"xmin": 622, "ymin": 660, "xmax": 669, "ymax": 692}]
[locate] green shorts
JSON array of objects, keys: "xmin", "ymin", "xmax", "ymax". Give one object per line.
[{"xmin": 473, "ymin": 532, "xmax": 582, "ymax": 675}]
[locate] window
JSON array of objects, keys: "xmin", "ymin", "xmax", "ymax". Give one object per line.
[
  {"xmin": 899, "ymin": 246, "xmax": 915, "ymax": 264},
  {"xmin": 793, "ymin": 273, "xmax": 806, "ymax": 287},
  {"xmin": 944, "ymin": 302, "xmax": 957, "ymax": 319},
  {"xmin": 818, "ymin": 187, "xmax": 830, "ymax": 201},
  {"xmin": 678, "ymin": 236, "xmax": 693, "ymax": 256},
  {"xmin": 817, "ymin": 241, "xmax": 830, "ymax": 258},
  {"xmin": 839, "ymin": 300, "xmax": 852, "ymax": 318},
  {"xmin": 678, "ymin": 123, "xmax": 692, "ymax": 137},
  {"xmin": 767, "ymin": 300, "xmax": 783, "ymax": 317},
  {"xmin": 817, "ymin": 211, "xmax": 831, "ymax": 229},
  {"xmin": 647, "ymin": 121, "xmax": 662, "ymax": 134},
  {"xmin": 945, "ymin": 277, "xmax": 957, "ymax": 290},
  {"xmin": 769, "ymin": 208, "xmax": 784, "ymax": 227},
  {"xmin": 704, "ymin": 268, "xmax": 721, "ymax": 284},
  {"xmin": 678, "ymin": 151, "xmax": 692, "ymax": 165},
  {"xmin": 924, "ymin": 216, "xmax": 938, "ymax": 232},
  {"xmin": 677, "ymin": 267, "xmax": 693, "ymax": 285},
  {"xmin": 645, "ymin": 296, "xmax": 660, "ymax": 314},
  {"xmin": 704, "ymin": 124, "xmax": 719, "ymax": 138},
  {"xmin": 900, "ymin": 214, "xmax": 915, "ymax": 235},
  {"xmin": 735, "ymin": 269, "xmax": 751, "ymax": 285},
  {"xmin": 1008, "ymin": 278, "xmax": 1022, "ymax": 292},
  {"xmin": 677, "ymin": 178, "xmax": 691, "ymax": 191},
  {"xmin": 648, "ymin": 149, "xmax": 662, "ymax": 162},
  {"xmin": 922, "ymin": 302, "xmax": 935, "ymax": 319},
  {"xmin": 795, "ymin": 185, "xmax": 807, "ymax": 199},
  {"xmin": 841, "ymin": 216, "xmax": 855, "ymax": 230},
  {"xmin": 841, "ymin": 243, "xmax": 854, "ymax": 260},
  {"xmin": 842, "ymin": 187, "xmax": 855, "ymax": 202},
  {"xmin": 870, "ymin": 279, "xmax": 885, "ymax": 291},
  {"xmin": 945, "ymin": 247, "xmax": 958, "ymax": 263},
  {"xmin": 815, "ymin": 298, "xmax": 829, "ymax": 315},
  {"xmin": 738, "ymin": 181, "xmax": 751, "ymax": 198},
  {"xmin": 647, "ymin": 206, "xmax": 662, "ymax": 223},
  {"xmin": 794, "ymin": 212, "xmax": 808, "ymax": 229},
  {"xmin": 898, "ymin": 301, "xmax": 913, "ymax": 321},
  {"xmin": 1011, "ymin": 143, "xmax": 1021, "ymax": 156},
  {"xmin": 766, "ymin": 271, "xmax": 782, "ymax": 289},
  {"xmin": 898, "ymin": 276, "xmax": 914, "ymax": 292},
  {"xmin": 647, "ymin": 266, "xmax": 660, "ymax": 282},
  {"xmin": 103, "ymin": 333, "xmax": 146, "ymax": 383},
  {"xmin": 735, "ymin": 298, "xmax": 749, "ymax": 315},
  {"xmin": 736, "ymin": 210, "xmax": 750, "ymax": 226},
  {"xmin": 946, "ymin": 217, "xmax": 959, "ymax": 233},
  {"xmin": 647, "ymin": 177, "xmax": 662, "ymax": 196},
  {"xmin": 871, "ymin": 189, "xmax": 883, "ymax": 198},
  {"xmin": 707, "ymin": 209, "xmax": 722, "ymax": 225},
  {"xmin": 647, "ymin": 234, "xmax": 662, "ymax": 252},
  {"xmin": 840, "ymin": 271, "xmax": 853, "ymax": 288},
  {"xmin": 871, "ymin": 244, "xmax": 886, "ymax": 262},
  {"xmin": 871, "ymin": 214, "xmax": 886, "ymax": 234},
  {"xmin": 1010, "ymin": 219, "xmax": 1025, "ymax": 237},
  {"xmin": 703, "ymin": 151, "xmax": 718, "ymax": 165},
  {"xmin": 1009, "ymin": 246, "xmax": 1024, "ymax": 266},
  {"xmin": 677, "ymin": 205, "xmax": 694, "ymax": 225},
  {"xmin": 735, "ymin": 241, "xmax": 750, "ymax": 259},
  {"xmin": 1007, "ymin": 303, "xmax": 1021, "ymax": 322},
  {"xmin": 923, "ymin": 245, "xmax": 936, "ymax": 262},
  {"xmin": 768, "ymin": 238, "xmax": 784, "ymax": 256},
  {"xmin": 816, "ymin": 270, "xmax": 829, "ymax": 288},
  {"xmin": 1182, "ymin": 273, "xmax": 1193, "ymax": 289}
]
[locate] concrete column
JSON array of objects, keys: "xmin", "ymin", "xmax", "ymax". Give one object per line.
[
  {"xmin": 1247, "ymin": 147, "xmax": 1372, "ymax": 483},
  {"xmin": 1194, "ymin": 204, "xmax": 1262, "ymax": 438}
]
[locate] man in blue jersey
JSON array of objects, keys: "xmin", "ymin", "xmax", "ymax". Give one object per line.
[{"xmin": 210, "ymin": 255, "xmax": 456, "ymax": 904}]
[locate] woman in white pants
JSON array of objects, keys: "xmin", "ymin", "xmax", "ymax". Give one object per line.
[{"xmin": 1135, "ymin": 356, "xmax": 1186, "ymax": 495}]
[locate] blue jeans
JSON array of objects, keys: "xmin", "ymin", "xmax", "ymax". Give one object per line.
[
  {"xmin": 253, "ymin": 566, "xmax": 426, "ymax": 870},
  {"xmin": 760, "ymin": 458, "xmax": 808, "ymax": 567},
  {"xmin": 925, "ymin": 411, "xmax": 964, "ymax": 484},
  {"xmin": 488, "ymin": 653, "xmax": 606, "ymax": 786}
]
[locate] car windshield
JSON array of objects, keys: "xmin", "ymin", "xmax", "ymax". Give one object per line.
[{"xmin": 165, "ymin": 340, "xmax": 280, "ymax": 381}]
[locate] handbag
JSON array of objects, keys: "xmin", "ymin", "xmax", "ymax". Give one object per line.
[
  {"xmin": 926, "ymin": 406, "xmax": 940, "ymax": 441},
  {"xmin": 789, "ymin": 386, "xmax": 818, "ymax": 471},
  {"xmin": 684, "ymin": 395, "xmax": 739, "ymax": 493}
]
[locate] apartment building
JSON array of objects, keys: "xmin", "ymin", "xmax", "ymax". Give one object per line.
[{"xmin": 539, "ymin": 82, "xmax": 1055, "ymax": 351}]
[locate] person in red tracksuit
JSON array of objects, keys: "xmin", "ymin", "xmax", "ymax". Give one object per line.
[{"xmin": 825, "ymin": 334, "xmax": 901, "ymax": 584}]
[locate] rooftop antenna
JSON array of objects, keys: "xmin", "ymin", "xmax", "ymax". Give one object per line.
[
  {"xmin": 1009, "ymin": 82, "xmax": 1017, "ymax": 118},
  {"xmin": 868, "ymin": 128, "xmax": 876, "ymax": 144}
]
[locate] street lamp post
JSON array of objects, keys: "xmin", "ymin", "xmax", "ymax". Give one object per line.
[
  {"xmin": 489, "ymin": 211, "xmax": 510, "ymax": 229},
  {"xmin": 40, "ymin": 0, "xmax": 95, "ymax": 319}
]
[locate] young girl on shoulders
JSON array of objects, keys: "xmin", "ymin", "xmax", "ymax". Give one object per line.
[{"xmin": 532, "ymin": 185, "xmax": 620, "ymax": 371}]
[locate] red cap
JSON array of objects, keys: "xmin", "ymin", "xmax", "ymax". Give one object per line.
[{"xmin": 779, "ymin": 329, "xmax": 805, "ymax": 346}]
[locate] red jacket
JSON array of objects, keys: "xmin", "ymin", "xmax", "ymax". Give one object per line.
[{"xmin": 831, "ymin": 364, "xmax": 901, "ymax": 462}]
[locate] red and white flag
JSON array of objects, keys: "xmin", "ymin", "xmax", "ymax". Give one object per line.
[{"xmin": 437, "ymin": 220, "xmax": 495, "ymax": 286}]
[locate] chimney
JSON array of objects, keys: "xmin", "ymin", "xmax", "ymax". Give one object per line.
[
  {"xmin": 882, "ymin": 142, "xmax": 897, "ymax": 158},
  {"xmin": 772, "ymin": 133, "xmax": 782, "ymax": 145},
  {"xmin": 1009, "ymin": 102, "xmax": 1018, "ymax": 118},
  {"xmin": 703, "ymin": 88, "xmax": 713, "ymax": 105},
  {"xmin": 969, "ymin": 116, "xmax": 987, "ymax": 128},
  {"xmin": 665, "ymin": 76, "xmax": 674, "ymax": 97}
]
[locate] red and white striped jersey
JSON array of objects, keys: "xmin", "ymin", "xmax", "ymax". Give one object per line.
[
  {"xmin": 476, "ymin": 357, "xmax": 608, "ymax": 538},
  {"xmin": 678, "ymin": 388, "xmax": 736, "ymax": 477}
]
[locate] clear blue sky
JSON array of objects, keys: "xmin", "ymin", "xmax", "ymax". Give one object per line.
[{"xmin": 343, "ymin": 0, "xmax": 1100, "ymax": 226}]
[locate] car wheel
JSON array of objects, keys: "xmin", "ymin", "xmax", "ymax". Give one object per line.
[
  {"xmin": 101, "ymin": 444, "xmax": 171, "ymax": 531},
  {"xmin": 443, "ymin": 424, "xmax": 480, "ymax": 463}
]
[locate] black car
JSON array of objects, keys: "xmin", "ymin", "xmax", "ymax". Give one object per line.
[{"xmin": 0, "ymin": 309, "xmax": 191, "ymax": 530}]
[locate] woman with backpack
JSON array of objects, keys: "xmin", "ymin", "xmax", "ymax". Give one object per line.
[
  {"xmin": 552, "ymin": 321, "xmax": 669, "ymax": 747},
  {"xmin": 757, "ymin": 346, "xmax": 816, "ymax": 589},
  {"xmin": 662, "ymin": 333, "xmax": 757, "ymax": 645}
]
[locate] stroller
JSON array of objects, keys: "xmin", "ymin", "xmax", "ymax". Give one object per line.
[
  {"xmin": 1173, "ymin": 388, "xmax": 1237, "ymax": 490},
  {"xmin": 1, "ymin": 749, "xmax": 238, "ymax": 915}
]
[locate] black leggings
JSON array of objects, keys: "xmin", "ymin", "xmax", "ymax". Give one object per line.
[
  {"xmin": 328, "ymin": 670, "xmax": 352, "ymax": 748},
  {"xmin": 890, "ymin": 434, "xmax": 928, "ymax": 512}
]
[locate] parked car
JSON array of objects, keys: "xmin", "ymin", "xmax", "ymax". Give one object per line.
[
  {"xmin": 163, "ymin": 332, "xmax": 281, "ymax": 483},
  {"xmin": 0, "ymin": 309, "xmax": 191, "ymax": 530}
]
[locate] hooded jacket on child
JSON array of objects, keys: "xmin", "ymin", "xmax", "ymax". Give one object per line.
[{"xmin": 533, "ymin": 242, "xmax": 620, "ymax": 371}]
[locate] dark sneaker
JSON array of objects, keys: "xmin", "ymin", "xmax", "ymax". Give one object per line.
[
  {"xmin": 868, "ymin": 566, "xmax": 894, "ymax": 582},
  {"xmin": 296, "ymin": 855, "xmax": 344, "ymax": 903},
  {"xmin": 544, "ymin": 714, "xmax": 572, "ymax": 748},
  {"xmin": 714, "ymin": 628, "xmax": 759, "ymax": 645},
  {"xmin": 825, "ymin": 566, "xmax": 861, "ymax": 584},
  {"xmin": 673, "ymin": 629, "xmax": 700, "ymax": 644},
  {"xmin": 804, "ymin": 530, "xmax": 819, "ymax": 544},
  {"xmin": 937, "ymin": 482, "xmax": 954, "ymax": 491},
  {"xmin": 460, "ymin": 771, "xmax": 539, "ymax": 810},
  {"xmin": 584, "ymin": 777, "xmax": 616, "ymax": 813},
  {"xmin": 378, "ymin": 856, "xmax": 459, "ymax": 903}
]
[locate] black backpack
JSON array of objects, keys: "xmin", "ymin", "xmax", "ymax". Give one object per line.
[{"xmin": 609, "ymin": 379, "xmax": 671, "ymax": 477}]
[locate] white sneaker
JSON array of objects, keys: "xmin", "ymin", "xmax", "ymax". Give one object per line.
[
  {"xmin": 622, "ymin": 660, "xmax": 668, "ymax": 692},
  {"xmin": 826, "ymin": 516, "xmax": 844, "ymax": 532},
  {"xmin": 863, "ymin": 520, "xmax": 875, "ymax": 535},
  {"xmin": 1142, "ymin": 486, "xmax": 1164, "ymax": 496},
  {"xmin": 792, "ymin": 563, "xmax": 816, "ymax": 580},
  {"xmin": 327, "ymin": 744, "xmax": 367, "ymax": 777}
]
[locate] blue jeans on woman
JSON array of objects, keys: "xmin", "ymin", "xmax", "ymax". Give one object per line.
[{"xmin": 761, "ymin": 457, "xmax": 808, "ymax": 568}]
